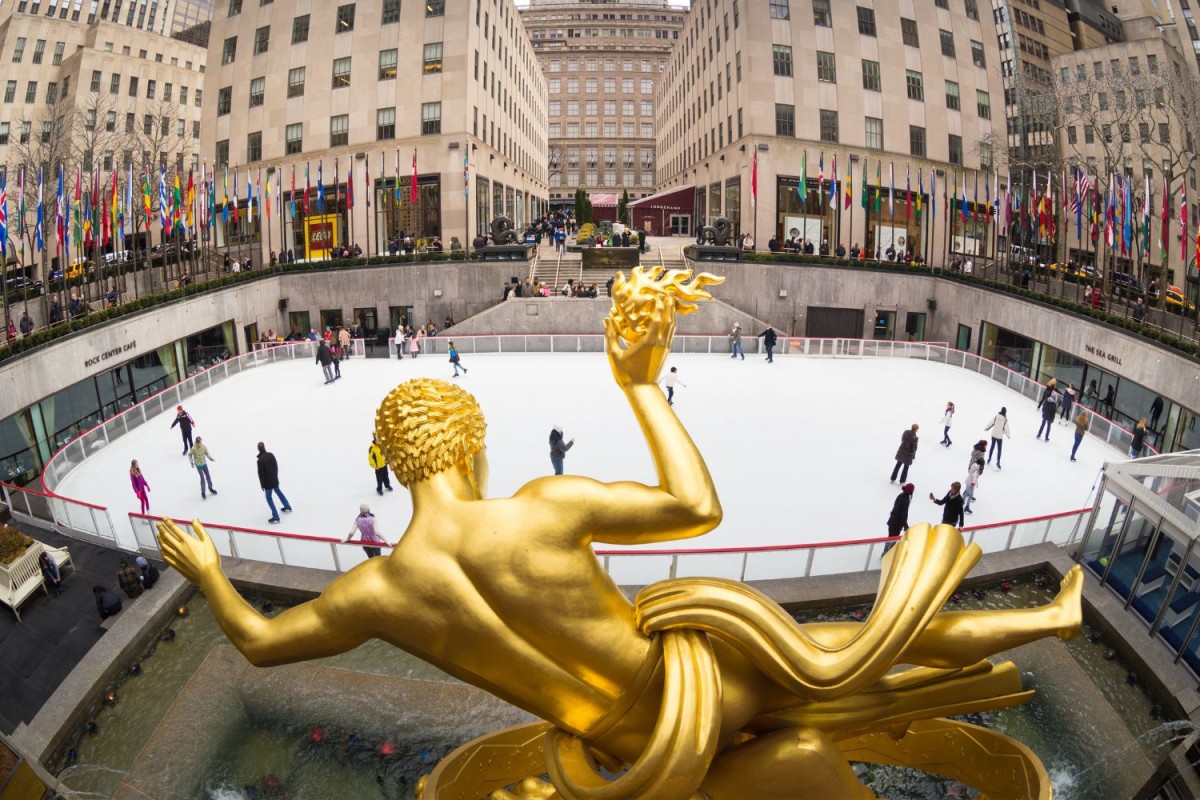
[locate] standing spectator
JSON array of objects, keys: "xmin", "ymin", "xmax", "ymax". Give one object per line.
[
  {"xmin": 444, "ymin": 313, "xmax": 455, "ymax": 329},
  {"xmin": 346, "ymin": 504, "xmax": 388, "ymax": 558},
  {"xmin": 49, "ymin": 297, "xmax": 63, "ymax": 324},
  {"xmin": 885, "ymin": 483, "xmax": 914, "ymax": 554},
  {"xmin": 1130, "ymin": 419, "xmax": 1148, "ymax": 459},
  {"xmin": 1070, "ymin": 410, "xmax": 1090, "ymax": 462},
  {"xmin": 257, "ymin": 442, "xmax": 293, "ymax": 524},
  {"xmin": 135, "ymin": 555, "xmax": 159, "ymax": 589},
  {"xmin": 930, "ymin": 482, "xmax": 966, "ymax": 527},
  {"xmin": 129, "ymin": 459, "xmax": 151, "ymax": 514},
  {"xmin": 395, "ymin": 323, "xmax": 405, "ymax": 359},
  {"xmin": 729, "ymin": 322, "xmax": 745, "ymax": 360},
  {"xmin": 18, "ymin": 310, "xmax": 33, "ymax": 337},
  {"xmin": 338, "ymin": 326, "xmax": 352, "ymax": 359},
  {"xmin": 170, "ymin": 405, "xmax": 195, "ymax": 455},
  {"xmin": 662, "ymin": 366, "xmax": 685, "ymax": 405},
  {"xmin": 408, "ymin": 329, "xmax": 421, "ymax": 359},
  {"xmin": 93, "ymin": 585, "xmax": 122, "ymax": 620},
  {"xmin": 890, "ymin": 424, "xmax": 919, "ymax": 483},
  {"xmin": 1059, "ymin": 384, "xmax": 1076, "ymax": 424},
  {"xmin": 549, "ymin": 426, "xmax": 575, "ymax": 475},
  {"xmin": 6, "ymin": 320, "xmax": 16, "ymax": 342},
  {"xmin": 984, "ymin": 407, "xmax": 1011, "ymax": 470},
  {"xmin": 316, "ymin": 340, "xmax": 335, "ymax": 384},
  {"xmin": 1036, "ymin": 391, "xmax": 1058, "ymax": 441},
  {"xmin": 189, "ymin": 436, "xmax": 218, "ymax": 499},
  {"xmin": 963, "ymin": 457, "xmax": 985, "ymax": 514},
  {"xmin": 1102, "ymin": 384, "xmax": 1117, "ymax": 417},
  {"xmin": 116, "ymin": 557, "xmax": 144, "ymax": 598},
  {"xmin": 1132, "ymin": 298, "xmax": 1146, "ymax": 322},
  {"xmin": 449, "ymin": 341, "xmax": 468, "ymax": 377},
  {"xmin": 941, "ymin": 402, "xmax": 955, "ymax": 446},
  {"xmin": 757, "ymin": 325, "xmax": 778, "ymax": 363},
  {"xmin": 369, "ymin": 435, "xmax": 394, "ymax": 495},
  {"xmin": 39, "ymin": 552, "xmax": 63, "ymax": 596}
]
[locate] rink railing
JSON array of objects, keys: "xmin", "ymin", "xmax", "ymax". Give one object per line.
[
  {"xmin": 0, "ymin": 479, "xmax": 120, "ymax": 549},
  {"xmin": 125, "ymin": 506, "xmax": 1091, "ymax": 584}
]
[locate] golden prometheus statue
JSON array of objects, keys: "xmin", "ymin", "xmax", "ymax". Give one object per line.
[{"xmin": 158, "ymin": 266, "xmax": 1082, "ymax": 799}]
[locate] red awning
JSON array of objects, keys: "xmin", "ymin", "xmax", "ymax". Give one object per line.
[
  {"xmin": 589, "ymin": 193, "xmax": 619, "ymax": 207},
  {"xmin": 628, "ymin": 184, "xmax": 695, "ymax": 210}
]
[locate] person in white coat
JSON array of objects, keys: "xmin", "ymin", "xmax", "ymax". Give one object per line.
[
  {"xmin": 984, "ymin": 407, "xmax": 1011, "ymax": 470},
  {"xmin": 940, "ymin": 401, "xmax": 955, "ymax": 446}
]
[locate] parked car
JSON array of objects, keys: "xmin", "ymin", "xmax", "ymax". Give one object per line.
[
  {"xmin": 4, "ymin": 276, "xmax": 42, "ymax": 293},
  {"xmin": 1109, "ymin": 271, "xmax": 1142, "ymax": 297},
  {"xmin": 1163, "ymin": 285, "xmax": 1197, "ymax": 314},
  {"xmin": 65, "ymin": 258, "xmax": 94, "ymax": 281},
  {"xmin": 103, "ymin": 250, "xmax": 133, "ymax": 266}
]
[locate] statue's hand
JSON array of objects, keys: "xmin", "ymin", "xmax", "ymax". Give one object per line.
[
  {"xmin": 604, "ymin": 294, "xmax": 675, "ymax": 387},
  {"xmin": 156, "ymin": 518, "xmax": 221, "ymax": 585}
]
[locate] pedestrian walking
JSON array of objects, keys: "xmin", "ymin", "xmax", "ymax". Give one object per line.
[
  {"xmin": 117, "ymin": 556, "xmax": 144, "ymax": 598},
  {"xmin": 1130, "ymin": 419, "xmax": 1148, "ymax": 459},
  {"xmin": 1070, "ymin": 410, "xmax": 1089, "ymax": 461},
  {"xmin": 39, "ymin": 552, "xmax": 63, "ymax": 596},
  {"xmin": 729, "ymin": 322, "xmax": 745, "ymax": 360},
  {"xmin": 941, "ymin": 402, "xmax": 955, "ymax": 446},
  {"xmin": 890, "ymin": 424, "xmax": 919, "ymax": 483},
  {"xmin": 757, "ymin": 325, "xmax": 778, "ymax": 363},
  {"xmin": 316, "ymin": 341, "xmax": 335, "ymax": 384},
  {"xmin": 1059, "ymin": 384, "xmax": 1076, "ymax": 423},
  {"xmin": 1036, "ymin": 391, "xmax": 1058, "ymax": 441},
  {"xmin": 449, "ymin": 341, "xmax": 468, "ymax": 377},
  {"xmin": 129, "ymin": 459, "xmax": 151, "ymax": 514},
  {"xmin": 662, "ymin": 367, "xmax": 685, "ymax": 405},
  {"xmin": 930, "ymin": 482, "xmax": 965, "ymax": 527},
  {"xmin": 984, "ymin": 407, "xmax": 1011, "ymax": 469},
  {"xmin": 170, "ymin": 404, "xmax": 195, "ymax": 455},
  {"xmin": 188, "ymin": 436, "xmax": 218, "ymax": 499},
  {"xmin": 963, "ymin": 457, "xmax": 984, "ymax": 514},
  {"xmin": 346, "ymin": 504, "xmax": 388, "ymax": 558},
  {"xmin": 884, "ymin": 483, "xmax": 914, "ymax": 555},
  {"xmin": 549, "ymin": 426, "xmax": 575, "ymax": 475},
  {"xmin": 369, "ymin": 435, "xmax": 394, "ymax": 495},
  {"xmin": 257, "ymin": 442, "xmax": 293, "ymax": 524}
]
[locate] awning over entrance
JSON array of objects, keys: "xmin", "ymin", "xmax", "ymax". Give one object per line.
[
  {"xmin": 590, "ymin": 193, "xmax": 619, "ymax": 208},
  {"xmin": 629, "ymin": 184, "xmax": 695, "ymax": 210}
]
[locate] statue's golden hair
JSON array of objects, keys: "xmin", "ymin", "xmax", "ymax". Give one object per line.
[{"xmin": 374, "ymin": 379, "xmax": 487, "ymax": 487}]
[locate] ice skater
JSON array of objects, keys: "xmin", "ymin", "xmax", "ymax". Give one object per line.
[
  {"xmin": 1036, "ymin": 390, "xmax": 1058, "ymax": 441},
  {"xmin": 757, "ymin": 325, "xmax": 778, "ymax": 363},
  {"xmin": 884, "ymin": 483, "xmax": 913, "ymax": 555},
  {"xmin": 1059, "ymin": 383, "xmax": 1076, "ymax": 423},
  {"xmin": 330, "ymin": 342, "xmax": 343, "ymax": 380},
  {"xmin": 316, "ymin": 340, "xmax": 335, "ymax": 384},
  {"xmin": 369, "ymin": 435, "xmax": 394, "ymax": 496},
  {"xmin": 729, "ymin": 322, "xmax": 745, "ymax": 360},
  {"xmin": 346, "ymin": 504, "xmax": 388, "ymax": 558},
  {"xmin": 662, "ymin": 366, "xmax": 685, "ymax": 405},
  {"xmin": 188, "ymin": 436, "xmax": 218, "ymax": 499},
  {"xmin": 549, "ymin": 426, "xmax": 575, "ymax": 475},
  {"xmin": 1037, "ymin": 378, "xmax": 1058, "ymax": 411},
  {"xmin": 963, "ymin": 456, "xmax": 984, "ymax": 514},
  {"xmin": 890, "ymin": 423, "xmax": 919, "ymax": 483},
  {"xmin": 257, "ymin": 442, "xmax": 293, "ymax": 524},
  {"xmin": 969, "ymin": 439, "xmax": 988, "ymax": 470},
  {"xmin": 1070, "ymin": 409, "xmax": 1090, "ymax": 462},
  {"xmin": 930, "ymin": 482, "xmax": 965, "ymax": 527},
  {"xmin": 449, "ymin": 341, "xmax": 468, "ymax": 377},
  {"xmin": 941, "ymin": 401, "xmax": 955, "ymax": 446},
  {"xmin": 984, "ymin": 407, "xmax": 1010, "ymax": 469},
  {"xmin": 129, "ymin": 459, "xmax": 151, "ymax": 514},
  {"xmin": 170, "ymin": 404, "xmax": 194, "ymax": 455}
]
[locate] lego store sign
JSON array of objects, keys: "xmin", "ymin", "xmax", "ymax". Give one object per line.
[{"xmin": 304, "ymin": 214, "xmax": 339, "ymax": 260}]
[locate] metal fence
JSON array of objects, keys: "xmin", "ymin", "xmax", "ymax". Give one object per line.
[{"xmin": 0, "ymin": 480, "xmax": 119, "ymax": 549}]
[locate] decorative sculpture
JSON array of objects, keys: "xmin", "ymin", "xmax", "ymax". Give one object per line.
[
  {"xmin": 695, "ymin": 217, "xmax": 734, "ymax": 247},
  {"xmin": 488, "ymin": 215, "xmax": 520, "ymax": 246},
  {"xmin": 157, "ymin": 265, "xmax": 1082, "ymax": 799}
]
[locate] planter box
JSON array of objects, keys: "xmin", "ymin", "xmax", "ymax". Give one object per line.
[{"xmin": 581, "ymin": 247, "xmax": 640, "ymax": 270}]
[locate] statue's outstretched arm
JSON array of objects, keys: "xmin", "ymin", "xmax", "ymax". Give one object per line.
[{"xmin": 157, "ymin": 519, "xmax": 372, "ymax": 666}]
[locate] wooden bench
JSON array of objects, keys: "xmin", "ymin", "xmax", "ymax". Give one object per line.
[{"xmin": 0, "ymin": 541, "xmax": 73, "ymax": 622}]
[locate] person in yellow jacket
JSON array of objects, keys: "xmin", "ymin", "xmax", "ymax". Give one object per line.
[{"xmin": 369, "ymin": 435, "xmax": 394, "ymax": 496}]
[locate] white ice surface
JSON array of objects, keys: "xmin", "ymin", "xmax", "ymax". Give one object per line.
[{"xmin": 56, "ymin": 352, "xmax": 1117, "ymax": 552}]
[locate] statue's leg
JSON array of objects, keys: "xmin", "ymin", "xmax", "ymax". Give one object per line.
[{"xmin": 700, "ymin": 727, "xmax": 874, "ymax": 800}]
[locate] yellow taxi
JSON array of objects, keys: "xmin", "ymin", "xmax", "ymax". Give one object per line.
[
  {"xmin": 1163, "ymin": 285, "xmax": 1196, "ymax": 314},
  {"xmin": 65, "ymin": 258, "xmax": 94, "ymax": 281}
]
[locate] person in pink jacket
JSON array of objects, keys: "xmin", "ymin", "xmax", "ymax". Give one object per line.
[{"xmin": 130, "ymin": 459, "xmax": 151, "ymax": 514}]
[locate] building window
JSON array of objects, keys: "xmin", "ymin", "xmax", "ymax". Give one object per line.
[
  {"xmin": 90, "ymin": 70, "xmax": 102, "ymax": 92},
  {"xmin": 216, "ymin": 140, "xmax": 229, "ymax": 168},
  {"xmin": 336, "ymin": 4, "xmax": 355, "ymax": 33},
  {"xmin": 427, "ymin": 0, "xmax": 445, "ymax": 16},
  {"xmin": 382, "ymin": 0, "xmax": 400, "ymax": 24},
  {"xmin": 52, "ymin": 41, "xmax": 64, "ymax": 65},
  {"xmin": 1148, "ymin": 54, "xmax": 1158, "ymax": 74},
  {"xmin": 18, "ymin": 121, "xmax": 29, "ymax": 144},
  {"xmin": 3, "ymin": 81, "xmax": 13, "ymax": 103},
  {"xmin": 247, "ymin": 131, "xmax": 262, "ymax": 162},
  {"xmin": 775, "ymin": 103, "xmax": 795, "ymax": 137},
  {"xmin": 971, "ymin": 40, "xmax": 985, "ymax": 68},
  {"xmin": 164, "ymin": 83, "xmax": 173, "ymax": 102},
  {"xmin": 819, "ymin": 109, "xmax": 838, "ymax": 142},
  {"xmin": 934, "ymin": 0, "xmax": 947, "ymax": 7},
  {"xmin": 287, "ymin": 67, "xmax": 305, "ymax": 97},
  {"xmin": 285, "ymin": 123, "xmax": 302, "ymax": 155},
  {"xmin": 11, "ymin": 38, "xmax": 25, "ymax": 63},
  {"xmin": 292, "ymin": 15, "xmax": 310, "ymax": 44},
  {"xmin": 217, "ymin": 86, "xmax": 232, "ymax": 115},
  {"xmin": 948, "ymin": 134, "xmax": 962, "ymax": 165},
  {"xmin": 901, "ymin": 19, "xmax": 919, "ymax": 48},
  {"xmin": 945, "ymin": 80, "xmax": 959, "ymax": 111},
  {"xmin": 769, "ymin": 0, "xmax": 789, "ymax": 20},
  {"xmin": 1083, "ymin": 125, "xmax": 1094, "ymax": 144},
  {"xmin": 222, "ymin": 36, "xmax": 237, "ymax": 64},
  {"xmin": 905, "ymin": 70, "xmax": 923, "ymax": 101},
  {"xmin": 816, "ymin": 51, "xmax": 836, "ymax": 83},
  {"xmin": 31, "ymin": 39, "xmax": 44, "ymax": 64},
  {"xmin": 1067, "ymin": 126, "xmax": 1078, "ymax": 145},
  {"xmin": 422, "ymin": 101, "xmax": 441, "ymax": 134},
  {"xmin": 229, "ymin": 0, "xmax": 242, "ymax": 15},
  {"xmin": 46, "ymin": 83, "xmax": 58, "ymax": 104},
  {"xmin": 979, "ymin": 142, "xmax": 992, "ymax": 171},
  {"xmin": 376, "ymin": 107, "xmax": 395, "ymax": 140},
  {"xmin": 0, "ymin": 123, "xmax": 8, "ymax": 145},
  {"xmin": 249, "ymin": 77, "xmax": 264, "ymax": 107},
  {"xmin": 147, "ymin": 80, "xmax": 156, "ymax": 99},
  {"xmin": 857, "ymin": 7, "xmax": 876, "ymax": 36},
  {"xmin": 110, "ymin": 73, "xmax": 120, "ymax": 94},
  {"xmin": 772, "ymin": 45, "xmax": 792, "ymax": 77},
  {"xmin": 861, "ymin": 59, "xmax": 880, "ymax": 92},
  {"xmin": 812, "ymin": 0, "xmax": 831, "ymax": 27},
  {"xmin": 379, "ymin": 49, "xmax": 397, "ymax": 80},
  {"xmin": 965, "ymin": 0, "xmax": 978, "ymax": 19},
  {"xmin": 332, "ymin": 57, "xmax": 351, "ymax": 88},
  {"xmin": 105, "ymin": 111, "xmax": 115, "ymax": 131},
  {"xmin": 865, "ymin": 116, "xmax": 883, "ymax": 149},
  {"xmin": 909, "ymin": 125, "xmax": 925, "ymax": 157},
  {"xmin": 424, "ymin": 43, "xmax": 443, "ymax": 74},
  {"xmin": 976, "ymin": 90, "xmax": 990, "ymax": 119},
  {"xmin": 254, "ymin": 26, "xmax": 270, "ymax": 54},
  {"xmin": 24, "ymin": 81, "xmax": 36, "ymax": 103},
  {"xmin": 939, "ymin": 29, "xmax": 955, "ymax": 57},
  {"xmin": 330, "ymin": 114, "xmax": 349, "ymax": 146}
]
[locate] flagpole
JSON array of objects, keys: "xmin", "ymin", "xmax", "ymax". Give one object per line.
[{"xmin": 847, "ymin": 158, "xmax": 855, "ymax": 261}]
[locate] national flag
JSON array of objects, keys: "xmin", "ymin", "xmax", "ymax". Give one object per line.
[
  {"xmin": 222, "ymin": 165, "xmax": 229, "ymax": 224},
  {"xmin": 961, "ymin": 172, "xmax": 969, "ymax": 224},
  {"xmin": 333, "ymin": 158, "xmax": 339, "ymax": 217},
  {"xmin": 265, "ymin": 168, "xmax": 272, "ymax": 220},
  {"xmin": 1104, "ymin": 173, "xmax": 1115, "ymax": 247},
  {"xmin": 751, "ymin": 148, "xmax": 758, "ymax": 207},
  {"xmin": 290, "ymin": 164, "xmax": 296, "ymax": 219},
  {"xmin": 367, "ymin": 156, "xmax": 373, "ymax": 210},
  {"xmin": 917, "ymin": 170, "xmax": 924, "ymax": 221},
  {"xmin": 159, "ymin": 166, "xmax": 169, "ymax": 232},
  {"xmin": 972, "ymin": 171, "xmax": 979, "ymax": 224},
  {"xmin": 232, "ymin": 166, "xmax": 240, "ymax": 225},
  {"xmin": 1142, "ymin": 173, "xmax": 1151, "ymax": 255},
  {"xmin": 817, "ymin": 151, "xmax": 824, "ymax": 197},
  {"xmin": 54, "ymin": 165, "xmax": 63, "ymax": 256},
  {"xmin": 463, "ymin": 139, "xmax": 469, "ymax": 201},
  {"xmin": 173, "ymin": 169, "xmax": 184, "ymax": 234},
  {"xmin": 100, "ymin": 173, "xmax": 108, "ymax": 247},
  {"xmin": 800, "ymin": 150, "xmax": 807, "ymax": 198},
  {"xmin": 346, "ymin": 162, "xmax": 353, "ymax": 211},
  {"xmin": 829, "ymin": 154, "xmax": 838, "ymax": 209},
  {"xmin": 1122, "ymin": 175, "xmax": 1132, "ymax": 256},
  {"xmin": 110, "ymin": 170, "xmax": 118, "ymax": 246},
  {"xmin": 860, "ymin": 158, "xmax": 867, "ymax": 211},
  {"xmin": 905, "ymin": 164, "xmax": 912, "ymax": 220},
  {"xmin": 186, "ymin": 170, "xmax": 195, "ymax": 234},
  {"xmin": 951, "ymin": 170, "xmax": 957, "ymax": 221},
  {"xmin": 17, "ymin": 166, "xmax": 24, "ymax": 246},
  {"xmin": 0, "ymin": 169, "xmax": 8, "ymax": 256},
  {"xmin": 317, "ymin": 160, "xmax": 324, "ymax": 214},
  {"xmin": 303, "ymin": 162, "xmax": 311, "ymax": 215},
  {"xmin": 1180, "ymin": 183, "xmax": 1188, "ymax": 262},
  {"xmin": 247, "ymin": 168, "xmax": 254, "ymax": 224},
  {"xmin": 394, "ymin": 149, "xmax": 401, "ymax": 203},
  {"xmin": 873, "ymin": 161, "xmax": 881, "ymax": 212},
  {"xmin": 1004, "ymin": 169, "xmax": 1012, "ymax": 227},
  {"xmin": 985, "ymin": 169, "xmax": 992, "ymax": 221},
  {"xmin": 410, "ymin": 149, "xmax": 418, "ymax": 204},
  {"xmin": 1161, "ymin": 177, "xmax": 1169, "ymax": 258},
  {"xmin": 34, "ymin": 167, "xmax": 42, "ymax": 253},
  {"xmin": 844, "ymin": 158, "xmax": 852, "ymax": 209},
  {"xmin": 74, "ymin": 165, "xmax": 83, "ymax": 250},
  {"xmin": 930, "ymin": 169, "xmax": 936, "ymax": 222},
  {"xmin": 888, "ymin": 162, "xmax": 894, "ymax": 214}
]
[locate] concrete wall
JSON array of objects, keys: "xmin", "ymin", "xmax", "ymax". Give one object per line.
[{"xmin": 446, "ymin": 297, "xmax": 770, "ymax": 337}]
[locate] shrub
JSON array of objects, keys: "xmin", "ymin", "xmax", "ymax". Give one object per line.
[{"xmin": 0, "ymin": 525, "xmax": 33, "ymax": 565}]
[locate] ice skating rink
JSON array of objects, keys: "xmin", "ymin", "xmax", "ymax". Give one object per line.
[{"xmin": 56, "ymin": 351, "xmax": 1118, "ymax": 551}]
